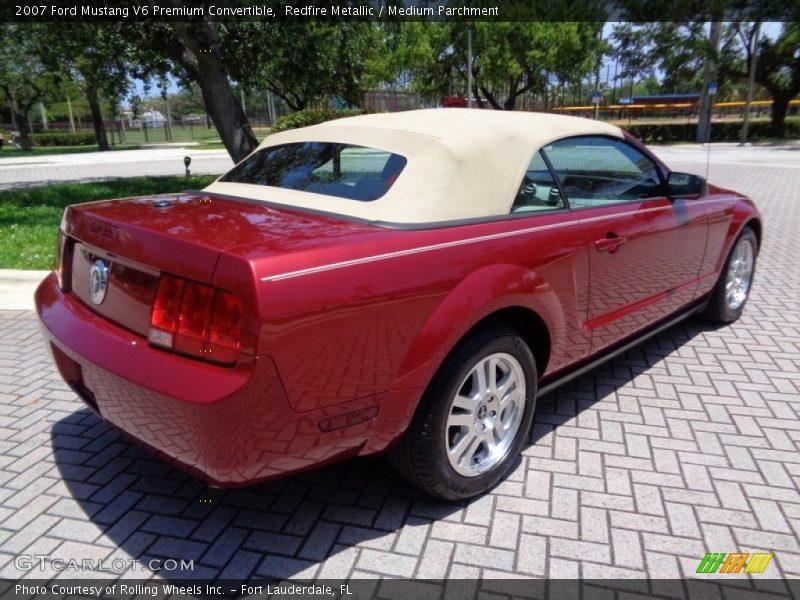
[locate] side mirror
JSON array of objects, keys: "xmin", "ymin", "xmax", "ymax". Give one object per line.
[{"xmin": 667, "ymin": 172, "xmax": 707, "ymax": 198}]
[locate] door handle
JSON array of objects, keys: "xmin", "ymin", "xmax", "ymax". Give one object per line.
[{"xmin": 594, "ymin": 233, "xmax": 627, "ymax": 253}]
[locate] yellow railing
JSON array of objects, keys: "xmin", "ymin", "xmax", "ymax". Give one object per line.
[{"xmin": 555, "ymin": 99, "xmax": 800, "ymax": 111}]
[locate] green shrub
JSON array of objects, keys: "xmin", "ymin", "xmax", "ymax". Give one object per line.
[
  {"xmin": 31, "ymin": 131, "xmax": 96, "ymax": 147},
  {"xmin": 623, "ymin": 118, "xmax": 800, "ymax": 143},
  {"xmin": 270, "ymin": 108, "xmax": 375, "ymax": 133}
]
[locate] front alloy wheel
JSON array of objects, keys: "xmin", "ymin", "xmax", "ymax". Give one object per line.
[
  {"xmin": 703, "ymin": 227, "xmax": 758, "ymax": 324},
  {"xmin": 724, "ymin": 235, "xmax": 755, "ymax": 312},
  {"xmin": 389, "ymin": 326, "xmax": 537, "ymax": 500}
]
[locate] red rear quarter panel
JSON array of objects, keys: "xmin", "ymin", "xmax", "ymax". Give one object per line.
[{"xmin": 245, "ymin": 211, "xmax": 591, "ymax": 426}]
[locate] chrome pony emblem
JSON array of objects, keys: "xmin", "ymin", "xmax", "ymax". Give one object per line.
[{"xmin": 88, "ymin": 259, "xmax": 109, "ymax": 305}]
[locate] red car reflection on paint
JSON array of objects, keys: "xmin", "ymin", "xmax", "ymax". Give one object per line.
[{"xmin": 36, "ymin": 110, "xmax": 761, "ymax": 499}]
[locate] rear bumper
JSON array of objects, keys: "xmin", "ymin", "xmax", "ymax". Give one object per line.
[{"xmin": 35, "ymin": 273, "xmax": 376, "ymax": 486}]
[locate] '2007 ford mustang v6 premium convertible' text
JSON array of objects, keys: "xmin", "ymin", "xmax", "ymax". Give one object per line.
[{"xmin": 36, "ymin": 109, "xmax": 761, "ymax": 499}]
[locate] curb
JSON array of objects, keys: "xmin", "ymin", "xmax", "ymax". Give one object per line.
[{"xmin": 0, "ymin": 269, "xmax": 50, "ymax": 311}]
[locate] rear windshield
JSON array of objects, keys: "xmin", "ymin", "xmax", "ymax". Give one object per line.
[{"xmin": 219, "ymin": 142, "xmax": 407, "ymax": 202}]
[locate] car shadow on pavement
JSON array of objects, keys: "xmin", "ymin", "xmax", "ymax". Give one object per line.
[
  {"xmin": 50, "ymin": 317, "xmax": 713, "ymax": 582},
  {"xmin": 528, "ymin": 317, "xmax": 714, "ymax": 447},
  {"xmin": 50, "ymin": 410, "xmax": 456, "ymax": 581}
]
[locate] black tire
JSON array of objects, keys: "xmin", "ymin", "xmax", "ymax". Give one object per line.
[
  {"xmin": 388, "ymin": 325, "xmax": 538, "ymax": 500},
  {"xmin": 702, "ymin": 228, "xmax": 758, "ymax": 324}
]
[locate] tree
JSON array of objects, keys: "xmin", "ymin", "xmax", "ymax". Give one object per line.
[
  {"xmin": 610, "ymin": 23, "xmax": 708, "ymax": 99},
  {"xmin": 609, "ymin": 21, "xmax": 727, "ymax": 142},
  {"xmin": 0, "ymin": 24, "xmax": 60, "ymax": 150},
  {"xmin": 750, "ymin": 23, "xmax": 800, "ymax": 138},
  {"xmin": 397, "ymin": 21, "xmax": 605, "ymax": 110},
  {"xmin": 123, "ymin": 18, "xmax": 258, "ymax": 162},
  {"xmin": 164, "ymin": 84, "xmax": 207, "ymax": 119},
  {"xmin": 610, "ymin": 24, "xmax": 654, "ymax": 100},
  {"xmin": 720, "ymin": 19, "xmax": 800, "ymax": 137},
  {"xmin": 654, "ymin": 23, "xmax": 709, "ymax": 93},
  {"xmin": 37, "ymin": 23, "xmax": 132, "ymax": 151},
  {"xmin": 223, "ymin": 23, "xmax": 386, "ymax": 112}
]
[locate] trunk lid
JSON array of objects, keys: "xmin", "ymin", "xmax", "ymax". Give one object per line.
[{"xmin": 63, "ymin": 191, "xmax": 377, "ymax": 339}]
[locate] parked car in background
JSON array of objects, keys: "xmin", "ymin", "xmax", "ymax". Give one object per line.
[{"xmin": 36, "ymin": 109, "xmax": 761, "ymax": 499}]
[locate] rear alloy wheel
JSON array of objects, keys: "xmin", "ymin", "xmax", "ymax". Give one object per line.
[
  {"xmin": 446, "ymin": 352, "xmax": 527, "ymax": 477},
  {"xmin": 703, "ymin": 228, "xmax": 758, "ymax": 324},
  {"xmin": 389, "ymin": 326, "xmax": 537, "ymax": 500}
]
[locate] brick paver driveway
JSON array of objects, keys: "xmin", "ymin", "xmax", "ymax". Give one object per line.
[{"xmin": 0, "ymin": 149, "xmax": 798, "ymax": 585}]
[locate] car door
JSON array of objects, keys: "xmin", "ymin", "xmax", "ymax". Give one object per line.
[{"xmin": 541, "ymin": 136, "xmax": 707, "ymax": 353}]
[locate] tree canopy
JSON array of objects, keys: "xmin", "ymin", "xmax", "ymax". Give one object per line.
[
  {"xmin": 36, "ymin": 22, "xmax": 133, "ymax": 150},
  {"xmin": 3, "ymin": 17, "xmax": 799, "ymax": 159},
  {"xmin": 0, "ymin": 24, "xmax": 62, "ymax": 150},
  {"xmin": 226, "ymin": 22, "xmax": 387, "ymax": 111},
  {"xmin": 393, "ymin": 22, "xmax": 606, "ymax": 111}
]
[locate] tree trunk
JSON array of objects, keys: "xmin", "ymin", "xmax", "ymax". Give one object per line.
[
  {"xmin": 8, "ymin": 90, "xmax": 33, "ymax": 151},
  {"xmin": 13, "ymin": 110, "xmax": 33, "ymax": 150},
  {"xmin": 770, "ymin": 93, "xmax": 790, "ymax": 138},
  {"xmin": 85, "ymin": 84, "xmax": 110, "ymax": 151},
  {"xmin": 472, "ymin": 81, "xmax": 485, "ymax": 109},
  {"xmin": 196, "ymin": 63, "xmax": 257, "ymax": 162},
  {"xmin": 500, "ymin": 75, "xmax": 520, "ymax": 110},
  {"xmin": 503, "ymin": 93, "xmax": 518, "ymax": 111},
  {"xmin": 266, "ymin": 84, "xmax": 305, "ymax": 112},
  {"xmin": 479, "ymin": 83, "xmax": 502, "ymax": 110},
  {"xmin": 160, "ymin": 22, "xmax": 258, "ymax": 163}
]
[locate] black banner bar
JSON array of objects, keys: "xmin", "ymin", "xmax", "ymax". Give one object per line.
[
  {"xmin": 2, "ymin": 579, "xmax": 799, "ymax": 600},
  {"xmin": 2, "ymin": 0, "xmax": 798, "ymax": 23}
]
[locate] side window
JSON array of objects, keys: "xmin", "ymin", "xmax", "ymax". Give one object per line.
[
  {"xmin": 511, "ymin": 150, "xmax": 565, "ymax": 213},
  {"xmin": 541, "ymin": 136, "xmax": 664, "ymax": 209}
]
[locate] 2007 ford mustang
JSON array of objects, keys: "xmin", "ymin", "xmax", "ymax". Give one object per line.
[{"xmin": 36, "ymin": 109, "xmax": 761, "ymax": 499}]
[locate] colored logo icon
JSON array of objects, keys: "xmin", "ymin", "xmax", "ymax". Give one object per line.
[{"xmin": 696, "ymin": 552, "xmax": 773, "ymax": 574}]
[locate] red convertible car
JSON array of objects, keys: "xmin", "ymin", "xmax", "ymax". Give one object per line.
[{"xmin": 36, "ymin": 110, "xmax": 761, "ymax": 499}]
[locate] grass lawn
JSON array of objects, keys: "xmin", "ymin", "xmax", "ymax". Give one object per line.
[
  {"xmin": 0, "ymin": 126, "xmax": 265, "ymax": 158},
  {"xmin": 120, "ymin": 126, "xmax": 222, "ymax": 144},
  {"xmin": 116, "ymin": 125, "xmax": 269, "ymax": 146},
  {"xmin": 0, "ymin": 175, "xmax": 216, "ymax": 270}
]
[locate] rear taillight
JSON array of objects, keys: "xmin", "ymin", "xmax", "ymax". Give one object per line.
[
  {"xmin": 174, "ymin": 280, "xmax": 214, "ymax": 356},
  {"xmin": 207, "ymin": 289, "xmax": 244, "ymax": 364},
  {"xmin": 149, "ymin": 275, "xmax": 185, "ymax": 344},
  {"xmin": 149, "ymin": 274, "xmax": 243, "ymax": 365}
]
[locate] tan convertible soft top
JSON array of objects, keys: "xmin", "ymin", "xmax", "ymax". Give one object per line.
[{"xmin": 205, "ymin": 108, "xmax": 624, "ymax": 224}]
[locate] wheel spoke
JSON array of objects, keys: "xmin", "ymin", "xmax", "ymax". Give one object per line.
[
  {"xmin": 493, "ymin": 421, "xmax": 509, "ymax": 442},
  {"xmin": 450, "ymin": 433, "xmax": 483, "ymax": 466},
  {"xmin": 474, "ymin": 362, "xmax": 488, "ymax": 397},
  {"xmin": 452, "ymin": 394, "xmax": 477, "ymax": 413},
  {"xmin": 465, "ymin": 435, "xmax": 484, "ymax": 463},
  {"xmin": 486, "ymin": 357, "xmax": 499, "ymax": 393},
  {"xmin": 499, "ymin": 385, "xmax": 519, "ymax": 412},
  {"xmin": 447, "ymin": 413, "xmax": 474, "ymax": 428},
  {"xmin": 496, "ymin": 367, "xmax": 513, "ymax": 396},
  {"xmin": 449, "ymin": 432, "xmax": 474, "ymax": 463}
]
